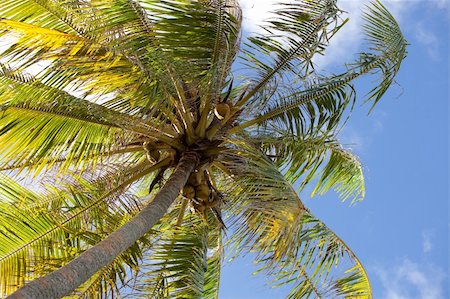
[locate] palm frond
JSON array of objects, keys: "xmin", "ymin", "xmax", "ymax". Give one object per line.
[
  {"xmin": 362, "ymin": 0, "xmax": 407, "ymax": 110},
  {"xmin": 235, "ymin": 0, "xmax": 342, "ymax": 107},
  {"xmin": 0, "ymin": 18, "xmax": 157, "ymax": 111},
  {"xmin": 265, "ymin": 213, "xmax": 371, "ymax": 298},
  {"xmin": 0, "ymin": 61, "xmax": 174, "ymax": 137},
  {"xmin": 217, "ymin": 137, "xmax": 307, "ymax": 261},
  {"xmin": 0, "ymin": 146, "xmax": 143, "ymax": 173},
  {"xmin": 216, "ymin": 137, "xmax": 370, "ymax": 298},
  {"xmin": 258, "ymin": 132, "xmax": 365, "ymax": 203},
  {"xmin": 208, "ymin": 0, "xmax": 242, "ymax": 91},
  {"xmin": 202, "ymin": 245, "xmax": 222, "ymax": 299},
  {"xmin": 139, "ymin": 0, "xmax": 238, "ymax": 77},
  {"xmin": 0, "ymin": 174, "xmax": 83, "ymax": 296},
  {"xmin": 233, "ymin": 0, "xmax": 407, "ymax": 133},
  {"xmin": 233, "ymin": 80, "xmax": 356, "ymax": 135},
  {"xmin": 0, "ymin": 160, "xmax": 163, "ymax": 296},
  {"xmin": 0, "ymin": 63, "xmax": 181, "ymax": 173},
  {"xmin": 0, "ymin": 0, "xmax": 81, "ymax": 34},
  {"xmin": 128, "ymin": 219, "xmax": 209, "ymax": 298}
]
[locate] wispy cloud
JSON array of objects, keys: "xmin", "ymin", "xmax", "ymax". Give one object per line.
[
  {"xmin": 422, "ymin": 230, "xmax": 434, "ymax": 253},
  {"xmin": 432, "ymin": 0, "xmax": 450, "ymax": 13},
  {"xmin": 375, "ymin": 258, "xmax": 446, "ymax": 299},
  {"xmin": 339, "ymin": 109, "xmax": 387, "ymax": 155},
  {"xmin": 414, "ymin": 23, "xmax": 440, "ymax": 60}
]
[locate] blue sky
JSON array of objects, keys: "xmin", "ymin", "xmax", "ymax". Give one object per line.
[{"xmin": 220, "ymin": 1, "xmax": 449, "ymax": 298}]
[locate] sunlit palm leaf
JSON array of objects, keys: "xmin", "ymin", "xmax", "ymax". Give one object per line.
[
  {"xmin": 234, "ymin": 0, "xmax": 407, "ymax": 132},
  {"xmin": 0, "ymin": 160, "xmax": 161, "ymax": 296},
  {"xmin": 0, "ymin": 63, "xmax": 180, "ymax": 173},
  {"xmin": 126, "ymin": 209, "xmax": 223, "ymax": 298},
  {"xmin": 216, "ymin": 137, "xmax": 370, "ymax": 298},
  {"xmin": 258, "ymin": 131, "xmax": 365, "ymax": 202},
  {"xmin": 266, "ymin": 213, "xmax": 371, "ymax": 298},
  {"xmin": 362, "ymin": 0, "xmax": 407, "ymax": 109},
  {"xmin": 236, "ymin": 0, "xmax": 343, "ymax": 107},
  {"xmin": 0, "ymin": 1, "xmax": 406, "ymax": 298},
  {"xmin": 234, "ymin": 81, "xmax": 356, "ymax": 135}
]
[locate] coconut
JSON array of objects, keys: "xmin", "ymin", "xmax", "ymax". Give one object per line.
[
  {"xmin": 192, "ymin": 201, "xmax": 206, "ymax": 215},
  {"xmin": 143, "ymin": 142, "xmax": 160, "ymax": 162},
  {"xmin": 195, "ymin": 184, "xmax": 210, "ymax": 202},
  {"xmin": 182, "ymin": 185, "xmax": 195, "ymax": 199},
  {"xmin": 214, "ymin": 103, "xmax": 231, "ymax": 120},
  {"xmin": 188, "ymin": 170, "xmax": 204, "ymax": 186}
]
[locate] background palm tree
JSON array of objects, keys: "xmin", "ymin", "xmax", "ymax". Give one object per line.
[{"xmin": 0, "ymin": 0, "xmax": 406, "ymax": 298}]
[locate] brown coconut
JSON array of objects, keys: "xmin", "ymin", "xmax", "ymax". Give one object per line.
[
  {"xmin": 182, "ymin": 185, "xmax": 195, "ymax": 199},
  {"xmin": 188, "ymin": 170, "xmax": 205, "ymax": 186},
  {"xmin": 214, "ymin": 103, "xmax": 231, "ymax": 120},
  {"xmin": 195, "ymin": 184, "xmax": 210, "ymax": 202}
]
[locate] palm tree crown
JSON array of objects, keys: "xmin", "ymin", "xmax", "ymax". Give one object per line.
[{"xmin": 0, "ymin": 0, "xmax": 407, "ymax": 298}]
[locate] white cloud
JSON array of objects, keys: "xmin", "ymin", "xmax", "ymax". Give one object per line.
[
  {"xmin": 414, "ymin": 23, "xmax": 440, "ymax": 60},
  {"xmin": 339, "ymin": 109, "xmax": 387, "ymax": 155},
  {"xmin": 239, "ymin": 0, "xmax": 280, "ymax": 33},
  {"xmin": 432, "ymin": 0, "xmax": 450, "ymax": 11},
  {"xmin": 421, "ymin": 231, "xmax": 434, "ymax": 253},
  {"xmin": 375, "ymin": 258, "xmax": 446, "ymax": 299}
]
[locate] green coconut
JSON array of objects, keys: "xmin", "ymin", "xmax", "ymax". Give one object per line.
[
  {"xmin": 195, "ymin": 184, "xmax": 210, "ymax": 202},
  {"xmin": 182, "ymin": 185, "xmax": 195, "ymax": 199},
  {"xmin": 188, "ymin": 170, "xmax": 204, "ymax": 186}
]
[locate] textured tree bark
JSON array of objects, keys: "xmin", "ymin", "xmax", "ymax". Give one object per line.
[{"xmin": 8, "ymin": 152, "xmax": 199, "ymax": 299}]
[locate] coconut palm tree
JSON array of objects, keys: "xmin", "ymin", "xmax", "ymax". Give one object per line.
[{"xmin": 0, "ymin": 0, "xmax": 407, "ymax": 298}]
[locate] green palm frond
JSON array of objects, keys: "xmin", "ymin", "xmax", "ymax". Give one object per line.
[
  {"xmin": 0, "ymin": 105, "xmax": 122, "ymax": 175},
  {"xmin": 0, "ymin": 18, "xmax": 156, "ymax": 111},
  {"xmin": 218, "ymin": 137, "xmax": 307, "ymax": 260},
  {"xmin": 139, "ymin": 0, "xmax": 240, "ymax": 76},
  {"xmin": 0, "ymin": 18, "xmax": 132, "ymax": 76},
  {"xmin": 311, "ymin": 145, "xmax": 365, "ymax": 202},
  {"xmin": 0, "ymin": 160, "xmax": 163, "ymax": 295},
  {"xmin": 0, "ymin": 174, "xmax": 83, "ymax": 296},
  {"xmin": 233, "ymin": 81, "xmax": 356, "ymax": 135},
  {"xmin": 216, "ymin": 137, "xmax": 370, "ymax": 298},
  {"xmin": 0, "ymin": 1, "xmax": 407, "ymax": 298},
  {"xmin": 362, "ymin": 0, "xmax": 407, "ymax": 109},
  {"xmin": 0, "ymin": 63, "xmax": 181, "ymax": 173},
  {"xmin": 0, "ymin": 61, "xmax": 172, "ymax": 137},
  {"xmin": 0, "ymin": 146, "xmax": 143, "ymax": 173},
  {"xmin": 202, "ymin": 245, "xmax": 222, "ymax": 299},
  {"xmin": 235, "ymin": 0, "xmax": 343, "ymax": 107},
  {"xmin": 233, "ymin": 0, "xmax": 407, "ymax": 133},
  {"xmin": 258, "ymin": 132, "xmax": 365, "ymax": 202},
  {"xmin": 0, "ymin": 0, "xmax": 81, "ymax": 34},
  {"xmin": 128, "ymin": 220, "xmax": 209, "ymax": 298},
  {"xmin": 265, "ymin": 213, "xmax": 371, "ymax": 298}
]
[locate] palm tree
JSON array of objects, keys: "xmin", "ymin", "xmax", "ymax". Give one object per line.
[{"xmin": 0, "ymin": 0, "xmax": 407, "ymax": 298}]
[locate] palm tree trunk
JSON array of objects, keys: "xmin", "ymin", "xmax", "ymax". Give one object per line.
[{"xmin": 8, "ymin": 152, "xmax": 199, "ymax": 299}]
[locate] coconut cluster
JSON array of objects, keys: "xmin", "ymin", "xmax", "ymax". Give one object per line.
[
  {"xmin": 140, "ymin": 95, "xmax": 233, "ymax": 222},
  {"xmin": 182, "ymin": 169, "xmax": 222, "ymax": 216}
]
